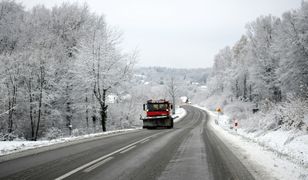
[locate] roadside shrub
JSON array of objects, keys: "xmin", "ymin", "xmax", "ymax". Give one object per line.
[
  {"xmin": 213, "ymin": 95, "xmax": 308, "ymax": 132},
  {"xmin": 44, "ymin": 127, "xmax": 63, "ymax": 140},
  {"xmin": 278, "ymin": 97, "xmax": 307, "ymax": 131},
  {"xmin": 254, "ymin": 96, "xmax": 307, "ymax": 131},
  {"xmin": 0, "ymin": 132, "xmax": 19, "ymax": 141},
  {"xmin": 71, "ymin": 128, "xmax": 88, "ymax": 136}
]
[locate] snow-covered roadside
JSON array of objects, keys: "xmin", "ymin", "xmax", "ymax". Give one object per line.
[
  {"xmin": 194, "ymin": 105, "xmax": 308, "ymax": 180},
  {"xmin": 0, "ymin": 128, "xmax": 140, "ymax": 157},
  {"xmin": 173, "ymin": 107, "xmax": 187, "ymax": 123},
  {"xmin": 0, "ymin": 107, "xmax": 186, "ymax": 158}
]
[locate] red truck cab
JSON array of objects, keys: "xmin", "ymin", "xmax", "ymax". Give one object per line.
[{"xmin": 142, "ymin": 99, "xmax": 173, "ymax": 129}]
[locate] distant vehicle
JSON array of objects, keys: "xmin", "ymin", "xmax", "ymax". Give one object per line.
[
  {"xmin": 141, "ymin": 99, "xmax": 174, "ymax": 129},
  {"xmin": 180, "ymin": 96, "xmax": 191, "ymax": 104}
]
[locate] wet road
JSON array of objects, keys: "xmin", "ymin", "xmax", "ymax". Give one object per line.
[{"xmin": 0, "ymin": 105, "xmax": 254, "ymax": 180}]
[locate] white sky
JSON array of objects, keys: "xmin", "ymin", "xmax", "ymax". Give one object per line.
[{"xmin": 20, "ymin": 0, "xmax": 302, "ymax": 68}]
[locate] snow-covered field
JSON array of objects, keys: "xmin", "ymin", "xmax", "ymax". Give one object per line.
[
  {"xmin": 0, "ymin": 107, "xmax": 186, "ymax": 157},
  {"xmin": 194, "ymin": 105, "xmax": 308, "ymax": 180}
]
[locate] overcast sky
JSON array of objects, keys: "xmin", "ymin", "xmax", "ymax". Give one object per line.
[{"xmin": 21, "ymin": 0, "xmax": 302, "ymax": 68}]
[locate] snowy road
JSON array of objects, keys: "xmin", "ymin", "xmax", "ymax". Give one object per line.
[{"xmin": 0, "ymin": 106, "xmax": 254, "ymax": 180}]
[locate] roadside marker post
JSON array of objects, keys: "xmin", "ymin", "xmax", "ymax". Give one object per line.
[
  {"xmin": 216, "ymin": 107, "xmax": 222, "ymax": 125},
  {"xmin": 234, "ymin": 119, "xmax": 238, "ymax": 132},
  {"xmin": 217, "ymin": 112, "xmax": 219, "ymax": 125}
]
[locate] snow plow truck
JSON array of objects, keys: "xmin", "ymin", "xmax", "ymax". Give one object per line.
[{"xmin": 141, "ymin": 99, "xmax": 174, "ymax": 129}]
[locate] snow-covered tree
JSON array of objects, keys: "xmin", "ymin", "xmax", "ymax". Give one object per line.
[
  {"xmin": 0, "ymin": 1, "xmax": 136, "ymax": 139},
  {"xmin": 277, "ymin": 2, "xmax": 308, "ymax": 98},
  {"xmin": 75, "ymin": 15, "xmax": 135, "ymax": 132},
  {"xmin": 204, "ymin": 2, "xmax": 308, "ymax": 131},
  {"xmin": 246, "ymin": 15, "xmax": 282, "ymax": 103},
  {"xmin": 167, "ymin": 77, "xmax": 178, "ymax": 114}
]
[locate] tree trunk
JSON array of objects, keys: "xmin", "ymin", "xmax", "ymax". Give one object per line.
[
  {"xmin": 66, "ymin": 85, "xmax": 72, "ymax": 136},
  {"xmin": 66, "ymin": 101, "xmax": 72, "ymax": 135},
  {"xmin": 85, "ymin": 96, "xmax": 89, "ymax": 129},
  {"xmin": 92, "ymin": 93, "xmax": 97, "ymax": 132},
  {"xmin": 28, "ymin": 78, "xmax": 35, "ymax": 140},
  {"xmin": 168, "ymin": 77, "xmax": 177, "ymax": 115},
  {"xmin": 34, "ymin": 66, "xmax": 44, "ymax": 141},
  {"xmin": 94, "ymin": 87, "xmax": 108, "ymax": 132},
  {"xmin": 6, "ymin": 76, "xmax": 17, "ymax": 134},
  {"xmin": 249, "ymin": 84, "xmax": 252, "ymax": 102},
  {"xmin": 100, "ymin": 88, "xmax": 108, "ymax": 132},
  {"xmin": 235, "ymin": 79, "xmax": 239, "ymax": 98},
  {"xmin": 243, "ymin": 74, "xmax": 247, "ymax": 100},
  {"xmin": 172, "ymin": 95, "xmax": 176, "ymax": 115},
  {"xmin": 7, "ymin": 86, "xmax": 13, "ymax": 133}
]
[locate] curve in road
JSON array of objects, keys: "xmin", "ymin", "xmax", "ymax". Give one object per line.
[{"xmin": 0, "ymin": 105, "xmax": 254, "ymax": 180}]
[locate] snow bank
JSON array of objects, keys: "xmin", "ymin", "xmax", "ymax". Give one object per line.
[
  {"xmin": 0, "ymin": 108, "xmax": 187, "ymax": 158},
  {"xmin": 0, "ymin": 128, "xmax": 140, "ymax": 157},
  {"xmin": 173, "ymin": 107, "xmax": 187, "ymax": 123},
  {"xmin": 194, "ymin": 105, "xmax": 308, "ymax": 180}
]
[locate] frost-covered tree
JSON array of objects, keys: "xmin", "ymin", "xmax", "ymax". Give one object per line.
[
  {"xmin": 246, "ymin": 15, "xmax": 282, "ymax": 103},
  {"xmin": 0, "ymin": 1, "xmax": 136, "ymax": 139},
  {"xmin": 205, "ymin": 2, "xmax": 308, "ymax": 131},
  {"xmin": 0, "ymin": 1, "xmax": 25, "ymax": 135},
  {"xmin": 167, "ymin": 77, "xmax": 178, "ymax": 114},
  {"xmin": 277, "ymin": 2, "xmax": 308, "ymax": 98},
  {"xmin": 207, "ymin": 46, "xmax": 232, "ymax": 96},
  {"xmin": 231, "ymin": 36, "xmax": 250, "ymax": 100},
  {"xmin": 75, "ymin": 16, "xmax": 135, "ymax": 132},
  {"xmin": 0, "ymin": 1, "xmax": 25, "ymax": 54}
]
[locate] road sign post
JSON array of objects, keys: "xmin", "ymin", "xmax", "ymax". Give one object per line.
[
  {"xmin": 216, "ymin": 107, "xmax": 222, "ymax": 125},
  {"xmin": 234, "ymin": 119, "xmax": 238, "ymax": 132}
]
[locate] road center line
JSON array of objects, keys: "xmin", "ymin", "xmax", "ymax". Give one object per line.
[
  {"xmin": 83, "ymin": 157, "xmax": 114, "ymax": 173},
  {"xmin": 140, "ymin": 139, "xmax": 150, "ymax": 144},
  {"xmin": 120, "ymin": 145, "xmax": 136, "ymax": 154},
  {"xmin": 54, "ymin": 132, "xmax": 163, "ymax": 180}
]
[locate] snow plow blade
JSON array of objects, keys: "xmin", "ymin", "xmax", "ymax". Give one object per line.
[{"xmin": 141, "ymin": 116, "xmax": 173, "ymax": 129}]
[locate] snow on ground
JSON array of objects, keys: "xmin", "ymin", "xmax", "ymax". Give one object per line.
[
  {"xmin": 194, "ymin": 105, "xmax": 308, "ymax": 180},
  {"xmin": 0, "ymin": 128, "xmax": 140, "ymax": 157},
  {"xmin": 173, "ymin": 107, "xmax": 187, "ymax": 123},
  {"xmin": 0, "ymin": 107, "xmax": 186, "ymax": 157}
]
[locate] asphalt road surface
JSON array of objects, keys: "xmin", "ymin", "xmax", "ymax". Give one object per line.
[{"xmin": 0, "ymin": 105, "xmax": 254, "ymax": 180}]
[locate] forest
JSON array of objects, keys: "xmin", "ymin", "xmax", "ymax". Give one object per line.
[
  {"xmin": 204, "ymin": 2, "xmax": 308, "ymax": 132},
  {"xmin": 0, "ymin": 1, "xmax": 138, "ymax": 140},
  {"xmin": 0, "ymin": 1, "xmax": 209, "ymax": 140},
  {"xmin": 0, "ymin": 0, "xmax": 307, "ymax": 141}
]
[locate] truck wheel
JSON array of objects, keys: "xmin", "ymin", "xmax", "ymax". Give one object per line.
[{"xmin": 167, "ymin": 125, "xmax": 173, "ymax": 129}]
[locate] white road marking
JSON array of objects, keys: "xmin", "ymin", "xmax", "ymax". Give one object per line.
[
  {"xmin": 54, "ymin": 132, "xmax": 164, "ymax": 180},
  {"xmin": 83, "ymin": 157, "xmax": 114, "ymax": 173},
  {"xmin": 140, "ymin": 139, "xmax": 150, "ymax": 144},
  {"xmin": 119, "ymin": 145, "xmax": 136, "ymax": 154}
]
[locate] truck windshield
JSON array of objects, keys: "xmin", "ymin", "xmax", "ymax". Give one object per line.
[{"xmin": 147, "ymin": 103, "xmax": 168, "ymax": 111}]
